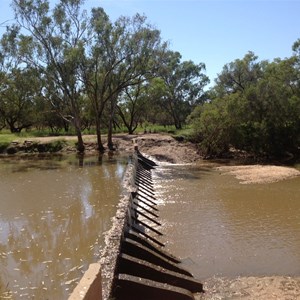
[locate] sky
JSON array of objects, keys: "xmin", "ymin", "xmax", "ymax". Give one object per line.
[{"xmin": 1, "ymin": 0, "xmax": 300, "ymax": 86}]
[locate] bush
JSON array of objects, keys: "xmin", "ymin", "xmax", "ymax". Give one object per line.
[
  {"xmin": 0, "ymin": 142, "xmax": 10, "ymax": 153},
  {"xmin": 6, "ymin": 146, "xmax": 18, "ymax": 154},
  {"xmin": 37, "ymin": 140, "xmax": 66, "ymax": 153}
]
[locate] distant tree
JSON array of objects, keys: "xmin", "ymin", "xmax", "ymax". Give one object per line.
[
  {"xmin": 117, "ymin": 84, "xmax": 148, "ymax": 134},
  {"xmin": 0, "ymin": 67, "xmax": 40, "ymax": 132},
  {"xmin": 155, "ymin": 51, "xmax": 209, "ymax": 129},
  {"xmin": 0, "ymin": 25, "xmax": 42, "ymax": 132},
  {"xmin": 190, "ymin": 50, "xmax": 300, "ymax": 158},
  {"xmin": 214, "ymin": 51, "xmax": 264, "ymax": 96},
  {"xmin": 239, "ymin": 57, "xmax": 300, "ymax": 156}
]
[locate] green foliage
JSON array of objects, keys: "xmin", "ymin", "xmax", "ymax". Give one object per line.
[
  {"xmin": 214, "ymin": 51, "xmax": 264, "ymax": 95},
  {"xmin": 190, "ymin": 99, "xmax": 233, "ymax": 156},
  {"xmin": 0, "ymin": 67, "xmax": 41, "ymax": 133},
  {"xmin": 189, "ymin": 52, "xmax": 300, "ymax": 159},
  {"xmin": 1, "ymin": 1, "xmax": 300, "ymax": 158},
  {"xmin": 152, "ymin": 51, "xmax": 210, "ymax": 129},
  {"xmin": 37, "ymin": 140, "xmax": 66, "ymax": 153}
]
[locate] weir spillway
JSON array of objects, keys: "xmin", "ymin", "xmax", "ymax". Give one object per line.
[{"xmin": 70, "ymin": 151, "xmax": 204, "ymax": 300}]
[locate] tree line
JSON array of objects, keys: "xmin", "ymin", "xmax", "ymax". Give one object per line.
[
  {"xmin": 0, "ymin": 0, "xmax": 208, "ymax": 152},
  {"xmin": 189, "ymin": 50, "xmax": 300, "ymax": 159},
  {"xmin": 0, "ymin": 0, "xmax": 299, "ymax": 158}
]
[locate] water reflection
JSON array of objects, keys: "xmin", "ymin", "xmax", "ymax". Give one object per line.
[
  {"xmin": 154, "ymin": 163, "xmax": 300, "ymax": 280},
  {"xmin": 0, "ymin": 154, "xmax": 127, "ymax": 299}
]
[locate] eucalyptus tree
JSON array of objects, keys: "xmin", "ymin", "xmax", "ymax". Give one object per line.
[
  {"xmin": 190, "ymin": 48, "xmax": 300, "ymax": 158},
  {"xmin": 0, "ymin": 36, "xmax": 5, "ymax": 129},
  {"xmin": 0, "ymin": 24, "xmax": 19, "ymax": 129},
  {"xmin": 83, "ymin": 9, "xmax": 166, "ymax": 150},
  {"xmin": 0, "ymin": 67, "xmax": 41, "ymax": 132},
  {"xmin": 12, "ymin": 0, "xmax": 91, "ymax": 151},
  {"xmin": 0, "ymin": 24, "xmax": 42, "ymax": 132},
  {"xmin": 214, "ymin": 51, "xmax": 264, "ymax": 96},
  {"xmin": 242, "ymin": 57, "xmax": 300, "ymax": 156},
  {"xmin": 117, "ymin": 83, "xmax": 148, "ymax": 134},
  {"xmin": 292, "ymin": 39, "xmax": 300, "ymax": 94},
  {"xmin": 153, "ymin": 51, "xmax": 209, "ymax": 129}
]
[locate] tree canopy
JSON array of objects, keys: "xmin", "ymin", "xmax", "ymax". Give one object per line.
[
  {"xmin": 0, "ymin": 0, "xmax": 299, "ymax": 159},
  {"xmin": 189, "ymin": 51, "xmax": 300, "ymax": 159},
  {"xmin": 1, "ymin": 0, "xmax": 209, "ymax": 151}
]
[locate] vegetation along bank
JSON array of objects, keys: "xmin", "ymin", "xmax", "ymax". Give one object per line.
[{"xmin": 0, "ymin": 0, "xmax": 299, "ymax": 161}]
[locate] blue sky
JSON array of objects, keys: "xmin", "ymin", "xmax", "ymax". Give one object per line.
[{"xmin": 1, "ymin": 0, "xmax": 300, "ymax": 86}]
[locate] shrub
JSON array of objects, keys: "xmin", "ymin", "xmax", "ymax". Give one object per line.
[
  {"xmin": 41, "ymin": 140, "xmax": 66, "ymax": 153},
  {"xmin": 6, "ymin": 146, "xmax": 18, "ymax": 154},
  {"xmin": 0, "ymin": 142, "xmax": 10, "ymax": 153}
]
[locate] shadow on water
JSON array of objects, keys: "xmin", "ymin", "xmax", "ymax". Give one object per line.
[{"xmin": 0, "ymin": 154, "xmax": 66, "ymax": 173}]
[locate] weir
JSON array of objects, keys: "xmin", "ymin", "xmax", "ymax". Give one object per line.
[{"xmin": 69, "ymin": 151, "xmax": 203, "ymax": 300}]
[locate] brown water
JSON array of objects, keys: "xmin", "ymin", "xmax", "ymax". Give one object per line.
[
  {"xmin": 0, "ymin": 154, "xmax": 127, "ymax": 299},
  {"xmin": 153, "ymin": 162, "xmax": 300, "ymax": 280}
]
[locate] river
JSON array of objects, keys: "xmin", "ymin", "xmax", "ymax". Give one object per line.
[
  {"xmin": 0, "ymin": 154, "xmax": 127, "ymax": 299},
  {"xmin": 153, "ymin": 161, "xmax": 300, "ymax": 280},
  {"xmin": 1, "ymin": 155, "xmax": 300, "ymax": 299}
]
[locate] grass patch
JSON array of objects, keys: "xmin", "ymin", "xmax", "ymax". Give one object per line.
[
  {"xmin": 170, "ymin": 127, "xmax": 194, "ymax": 142},
  {"xmin": 0, "ymin": 133, "xmax": 17, "ymax": 144},
  {"xmin": 0, "ymin": 133, "xmax": 18, "ymax": 153},
  {"xmin": 0, "ymin": 132, "xmax": 68, "ymax": 153}
]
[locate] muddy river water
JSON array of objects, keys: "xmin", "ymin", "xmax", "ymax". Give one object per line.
[
  {"xmin": 153, "ymin": 162, "xmax": 300, "ymax": 281},
  {"xmin": 1, "ymin": 155, "xmax": 300, "ymax": 299},
  {"xmin": 0, "ymin": 154, "xmax": 127, "ymax": 299}
]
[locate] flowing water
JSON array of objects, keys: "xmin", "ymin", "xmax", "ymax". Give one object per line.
[
  {"xmin": 153, "ymin": 162, "xmax": 300, "ymax": 280},
  {"xmin": 0, "ymin": 154, "xmax": 127, "ymax": 299},
  {"xmin": 1, "ymin": 154, "xmax": 300, "ymax": 299}
]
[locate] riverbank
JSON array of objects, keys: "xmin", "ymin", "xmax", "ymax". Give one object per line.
[
  {"xmin": 0, "ymin": 133, "xmax": 200, "ymax": 163},
  {"xmin": 2, "ymin": 133, "xmax": 300, "ymax": 183},
  {"xmin": 197, "ymin": 276, "xmax": 300, "ymax": 299}
]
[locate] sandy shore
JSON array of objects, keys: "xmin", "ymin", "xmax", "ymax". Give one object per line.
[{"xmin": 216, "ymin": 165, "xmax": 300, "ymax": 184}]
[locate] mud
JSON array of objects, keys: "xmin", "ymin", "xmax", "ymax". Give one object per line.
[
  {"xmin": 113, "ymin": 133, "xmax": 199, "ymax": 164},
  {"xmin": 195, "ymin": 276, "xmax": 300, "ymax": 300}
]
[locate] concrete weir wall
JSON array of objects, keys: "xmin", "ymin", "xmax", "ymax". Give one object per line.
[{"xmin": 69, "ymin": 151, "xmax": 203, "ymax": 300}]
